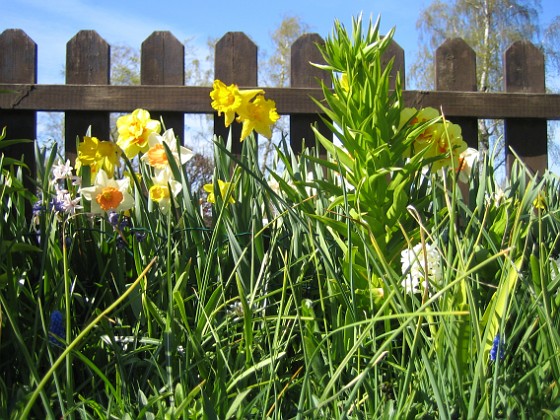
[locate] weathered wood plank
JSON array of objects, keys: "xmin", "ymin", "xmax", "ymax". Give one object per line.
[
  {"xmin": 0, "ymin": 29, "xmax": 37, "ymax": 178},
  {"xmin": 504, "ymin": 41, "xmax": 547, "ymax": 175},
  {"xmin": 141, "ymin": 31, "xmax": 184, "ymax": 137},
  {"xmin": 213, "ymin": 32, "xmax": 257, "ymax": 153},
  {"xmin": 436, "ymin": 38, "xmax": 478, "ymax": 149},
  {"xmin": 290, "ymin": 33, "xmax": 330, "ymax": 153},
  {"xmin": 2, "ymin": 84, "xmax": 560, "ymax": 120},
  {"xmin": 382, "ymin": 39, "xmax": 405, "ymax": 90},
  {"xmin": 65, "ymin": 30, "xmax": 110, "ymax": 160}
]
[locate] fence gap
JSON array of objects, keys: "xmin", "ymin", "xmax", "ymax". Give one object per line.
[
  {"xmin": 0, "ymin": 29, "xmax": 37, "ymax": 178},
  {"xmin": 213, "ymin": 32, "xmax": 257, "ymax": 155},
  {"xmin": 504, "ymin": 40, "xmax": 547, "ymax": 176},
  {"xmin": 436, "ymin": 38, "xmax": 478, "ymax": 149},
  {"xmin": 65, "ymin": 30, "xmax": 110, "ymax": 162},
  {"xmin": 141, "ymin": 31, "xmax": 184, "ymax": 139}
]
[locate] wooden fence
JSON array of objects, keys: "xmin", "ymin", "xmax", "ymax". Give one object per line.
[{"xmin": 1, "ymin": 29, "xmax": 560, "ymax": 179}]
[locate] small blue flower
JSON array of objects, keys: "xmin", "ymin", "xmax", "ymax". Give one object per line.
[
  {"xmin": 134, "ymin": 231, "xmax": 147, "ymax": 242},
  {"xmin": 48, "ymin": 310, "xmax": 65, "ymax": 346},
  {"xmin": 49, "ymin": 197, "xmax": 65, "ymax": 213},
  {"xmin": 490, "ymin": 334, "xmax": 505, "ymax": 362},
  {"xmin": 119, "ymin": 216, "xmax": 131, "ymax": 230},
  {"xmin": 108, "ymin": 211, "xmax": 119, "ymax": 227},
  {"xmin": 32, "ymin": 200, "xmax": 44, "ymax": 216}
]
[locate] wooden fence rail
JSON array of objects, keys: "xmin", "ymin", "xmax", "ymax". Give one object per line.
[{"xmin": 1, "ymin": 29, "xmax": 560, "ymax": 178}]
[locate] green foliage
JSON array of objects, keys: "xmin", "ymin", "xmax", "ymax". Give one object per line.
[{"xmin": 1, "ymin": 15, "xmax": 560, "ymax": 419}]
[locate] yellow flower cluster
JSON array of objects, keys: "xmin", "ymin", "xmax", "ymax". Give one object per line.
[
  {"xmin": 78, "ymin": 109, "xmax": 194, "ymax": 215},
  {"xmin": 210, "ymin": 80, "xmax": 280, "ymax": 141},
  {"xmin": 203, "ymin": 179, "xmax": 235, "ymax": 205},
  {"xmin": 399, "ymin": 107, "xmax": 468, "ymax": 171},
  {"xmin": 76, "ymin": 136, "xmax": 122, "ymax": 178},
  {"xmin": 116, "ymin": 109, "xmax": 161, "ymax": 159}
]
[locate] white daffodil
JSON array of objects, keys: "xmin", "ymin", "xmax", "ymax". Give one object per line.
[
  {"xmin": 141, "ymin": 128, "xmax": 194, "ymax": 169},
  {"xmin": 457, "ymin": 147, "xmax": 479, "ymax": 183},
  {"xmin": 80, "ymin": 169, "xmax": 134, "ymax": 214},
  {"xmin": 148, "ymin": 167, "xmax": 182, "ymax": 215}
]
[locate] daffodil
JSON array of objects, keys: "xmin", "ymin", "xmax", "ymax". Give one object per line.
[
  {"xmin": 80, "ymin": 169, "xmax": 134, "ymax": 214},
  {"xmin": 116, "ymin": 109, "xmax": 161, "ymax": 158},
  {"xmin": 141, "ymin": 128, "xmax": 193, "ymax": 169},
  {"xmin": 76, "ymin": 136, "xmax": 122, "ymax": 177},
  {"xmin": 97, "ymin": 140, "xmax": 122, "ymax": 176},
  {"xmin": 457, "ymin": 147, "xmax": 479, "ymax": 182},
  {"xmin": 148, "ymin": 167, "xmax": 182, "ymax": 215},
  {"xmin": 236, "ymin": 94, "xmax": 280, "ymax": 141},
  {"xmin": 400, "ymin": 107, "xmax": 467, "ymax": 170},
  {"xmin": 429, "ymin": 121, "xmax": 467, "ymax": 170},
  {"xmin": 203, "ymin": 179, "xmax": 235, "ymax": 204},
  {"xmin": 210, "ymin": 80, "xmax": 263, "ymax": 127}
]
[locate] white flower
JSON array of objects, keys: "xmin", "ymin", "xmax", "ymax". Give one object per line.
[
  {"xmin": 401, "ymin": 242, "xmax": 442, "ymax": 294},
  {"xmin": 51, "ymin": 159, "xmax": 74, "ymax": 182},
  {"xmin": 457, "ymin": 147, "xmax": 479, "ymax": 183},
  {"xmin": 141, "ymin": 128, "xmax": 194, "ymax": 169},
  {"xmin": 80, "ymin": 169, "xmax": 134, "ymax": 214},
  {"xmin": 148, "ymin": 167, "xmax": 182, "ymax": 215},
  {"xmin": 60, "ymin": 192, "xmax": 83, "ymax": 214},
  {"xmin": 485, "ymin": 188, "xmax": 506, "ymax": 207}
]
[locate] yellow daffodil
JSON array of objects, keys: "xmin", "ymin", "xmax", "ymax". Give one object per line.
[
  {"xmin": 76, "ymin": 136, "xmax": 100, "ymax": 167},
  {"xmin": 80, "ymin": 169, "xmax": 134, "ymax": 214},
  {"xmin": 76, "ymin": 136, "xmax": 122, "ymax": 177},
  {"xmin": 236, "ymin": 94, "xmax": 280, "ymax": 141},
  {"xmin": 429, "ymin": 121, "xmax": 467, "ymax": 170},
  {"xmin": 203, "ymin": 179, "xmax": 235, "ymax": 204},
  {"xmin": 141, "ymin": 128, "xmax": 194, "ymax": 169},
  {"xmin": 116, "ymin": 109, "xmax": 161, "ymax": 159},
  {"xmin": 400, "ymin": 107, "xmax": 467, "ymax": 170},
  {"xmin": 210, "ymin": 80, "xmax": 263, "ymax": 127},
  {"xmin": 148, "ymin": 167, "xmax": 182, "ymax": 215}
]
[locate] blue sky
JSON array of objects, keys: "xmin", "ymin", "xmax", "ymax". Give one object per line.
[{"xmin": 4, "ymin": 0, "xmax": 560, "ymax": 84}]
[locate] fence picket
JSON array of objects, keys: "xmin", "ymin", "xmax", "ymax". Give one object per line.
[
  {"xmin": 65, "ymin": 30, "xmax": 110, "ymax": 162},
  {"xmin": 213, "ymin": 32, "xmax": 257, "ymax": 154},
  {"xmin": 382, "ymin": 39, "xmax": 405, "ymax": 90},
  {"xmin": 141, "ymin": 31, "xmax": 184, "ymax": 138},
  {"xmin": 436, "ymin": 38, "xmax": 478, "ymax": 149},
  {"xmin": 504, "ymin": 41, "xmax": 547, "ymax": 175},
  {"xmin": 290, "ymin": 33, "xmax": 330, "ymax": 153},
  {"xmin": 0, "ymin": 29, "xmax": 37, "ymax": 177}
]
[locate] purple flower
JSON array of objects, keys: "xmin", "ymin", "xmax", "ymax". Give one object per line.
[
  {"xmin": 108, "ymin": 211, "xmax": 119, "ymax": 227},
  {"xmin": 490, "ymin": 334, "xmax": 505, "ymax": 361},
  {"xmin": 134, "ymin": 231, "xmax": 147, "ymax": 242},
  {"xmin": 32, "ymin": 200, "xmax": 44, "ymax": 216},
  {"xmin": 49, "ymin": 197, "xmax": 66, "ymax": 213},
  {"xmin": 48, "ymin": 310, "xmax": 65, "ymax": 346},
  {"xmin": 119, "ymin": 216, "xmax": 131, "ymax": 230}
]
